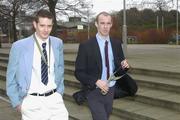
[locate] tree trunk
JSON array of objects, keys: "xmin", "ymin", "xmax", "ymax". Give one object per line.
[
  {"xmin": 12, "ymin": 16, "xmax": 17, "ymax": 42},
  {"xmin": 47, "ymin": 0, "xmax": 58, "ymax": 37}
]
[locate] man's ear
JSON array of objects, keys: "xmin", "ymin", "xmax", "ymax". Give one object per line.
[
  {"xmin": 95, "ymin": 22, "xmax": 98, "ymax": 27},
  {"xmin": 33, "ymin": 21, "xmax": 37, "ymax": 29}
]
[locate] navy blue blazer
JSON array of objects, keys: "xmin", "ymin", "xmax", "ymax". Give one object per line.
[{"xmin": 74, "ymin": 37, "xmax": 125, "ymax": 90}]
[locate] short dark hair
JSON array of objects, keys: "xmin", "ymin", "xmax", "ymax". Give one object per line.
[
  {"xmin": 34, "ymin": 9, "xmax": 54, "ymax": 23},
  {"xmin": 95, "ymin": 11, "xmax": 112, "ymax": 23}
]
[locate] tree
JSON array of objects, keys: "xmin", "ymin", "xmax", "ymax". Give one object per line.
[
  {"xmin": 140, "ymin": 0, "xmax": 174, "ymax": 30},
  {"xmin": 0, "ymin": 0, "xmax": 91, "ymax": 42},
  {"xmin": 39, "ymin": 0, "xmax": 91, "ymax": 36},
  {"xmin": 0, "ymin": 0, "xmax": 41, "ymax": 42},
  {"xmin": 108, "ymin": 5, "xmax": 178, "ymax": 43},
  {"xmin": 0, "ymin": 0, "xmax": 19, "ymax": 42}
]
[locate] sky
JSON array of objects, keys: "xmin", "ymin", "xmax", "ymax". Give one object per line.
[
  {"xmin": 91, "ymin": 0, "xmax": 177, "ymax": 15},
  {"xmin": 60, "ymin": 0, "xmax": 125, "ymax": 21},
  {"xmin": 60, "ymin": 0, "xmax": 177, "ymax": 21},
  {"xmin": 92, "ymin": 0, "xmax": 124, "ymax": 15}
]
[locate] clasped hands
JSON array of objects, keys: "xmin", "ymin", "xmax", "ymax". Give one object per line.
[{"xmin": 96, "ymin": 59, "xmax": 130, "ymax": 95}]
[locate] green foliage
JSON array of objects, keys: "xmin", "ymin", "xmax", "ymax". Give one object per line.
[{"xmin": 99, "ymin": 7, "xmax": 179, "ymax": 44}]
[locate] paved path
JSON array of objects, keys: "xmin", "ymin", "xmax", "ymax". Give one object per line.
[
  {"xmin": 64, "ymin": 44, "xmax": 180, "ymax": 73},
  {"xmin": 127, "ymin": 44, "xmax": 180, "ymax": 73},
  {"xmin": 0, "ymin": 96, "xmax": 21, "ymax": 120},
  {"xmin": 0, "ymin": 43, "xmax": 180, "ymax": 119}
]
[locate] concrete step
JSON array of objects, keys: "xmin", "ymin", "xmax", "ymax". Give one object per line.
[
  {"xmin": 64, "ymin": 59, "xmax": 75, "ymax": 66},
  {"xmin": 64, "ymin": 50, "xmax": 78, "ymax": 55},
  {"xmin": 0, "ymin": 98, "xmax": 21, "ymax": 120},
  {"xmin": 0, "ymin": 47, "xmax": 77, "ymax": 56},
  {"xmin": 64, "ymin": 100, "xmax": 92, "ymax": 120},
  {"xmin": 64, "ymin": 54, "xmax": 77, "ymax": 60},
  {"xmin": 133, "ymin": 74, "xmax": 180, "ymax": 93},
  {"xmin": 64, "ymin": 74, "xmax": 80, "ymax": 88},
  {"xmin": 64, "ymin": 74, "xmax": 180, "ymax": 112},
  {"xmin": 1, "ymin": 75, "xmax": 180, "ymax": 120},
  {"xmin": 134, "ymin": 86, "xmax": 180, "ymax": 111},
  {"xmin": 0, "ymin": 56, "xmax": 8, "ymax": 63},
  {"xmin": 0, "ymin": 56, "xmax": 70, "ymax": 71},
  {"xmin": 65, "ymin": 65, "xmax": 75, "ymax": 75},
  {"xmin": 0, "ymin": 48, "xmax": 10, "ymax": 58},
  {"xmin": 112, "ymin": 99, "xmax": 180, "ymax": 120},
  {"xmin": 2, "ymin": 67, "xmax": 180, "ymax": 113},
  {"xmin": 64, "ymin": 60, "xmax": 180, "ymax": 79},
  {"xmin": 2, "ymin": 70, "xmax": 180, "ymax": 113},
  {"xmin": 0, "ymin": 43, "xmax": 12, "ymax": 48},
  {"xmin": 0, "ymin": 79, "xmax": 6, "ymax": 95},
  {"xmin": 129, "ymin": 68, "xmax": 180, "ymax": 79},
  {"xmin": 0, "ymin": 70, "xmax": 6, "ymax": 81},
  {"xmin": 64, "ymin": 98, "xmax": 123, "ymax": 120},
  {"xmin": 0, "ymin": 46, "xmax": 77, "ymax": 56},
  {"xmin": 2, "ymin": 53, "xmax": 179, "ymax": 80},
  {"xmin": 0, "ymin": 62, "xmax": 7, "ymax": 71},
  {"xmin": 0, "ymin": 52, "xmax": 9, "ymax": 58},
  {"xmin": 64, "ymin": 84, "xmax": 180, "ymax": 120},
  {"xmin": 64, "ymin": 65, "xmax": 180, "ymax": 93}
]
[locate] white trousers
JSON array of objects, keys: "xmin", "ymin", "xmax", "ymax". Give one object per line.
[{"xmin": 21, "ymin": 92, "xmax": 69, "ymax": 120}]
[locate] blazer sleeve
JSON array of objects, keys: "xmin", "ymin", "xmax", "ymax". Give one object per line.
[
  {"xmin": 54, "ymin": 39, "xmax": 65, "ymax": 95},
  {"xmin": 74, "ymin": 43, "xmax": 97, "ymax": 89},
  {"xmin": 6, "ymin": 43, "xmax": 21, "ymax": 108},
  {"xmin": 112, "ymin": 39, "xmax": 127, "ymax": 76}
]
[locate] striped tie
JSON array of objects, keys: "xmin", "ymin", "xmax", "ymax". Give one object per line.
[{"xmin": 41, "ymin": 43, "xmax": 48, "ymax": 85}]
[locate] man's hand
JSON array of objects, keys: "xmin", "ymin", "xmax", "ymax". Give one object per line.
[
  {"xmin": 16, "ymin": 104, "xmax": 22, "ymax": 113},
  {"xmin": 96, "ymin": 79, "xmax": 109, "ymax": 93},
  {"xmin": 121, "ymin": 59, "xmax": 130, "ymax": 70}
]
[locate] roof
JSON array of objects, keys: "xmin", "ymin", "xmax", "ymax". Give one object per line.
[{"xmin": 57, "ymin": 21, "xmax": 88, "ymax": 28}]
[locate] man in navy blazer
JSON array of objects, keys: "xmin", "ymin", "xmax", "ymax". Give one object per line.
[
  {"xmin": 6, "ymin": 9, "xmax": 68, "ymax": 120},
  {"xmin": 75, "ymin": 11, "xmax": 131, "ymax": 120}
]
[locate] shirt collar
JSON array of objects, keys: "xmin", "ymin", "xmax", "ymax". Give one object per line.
[
  {"xmin": 35, "ymin": 32, "xmax": 49, "ymax": 45},
  {"xmin": 96, "ymin": 33, "xmax": 110, "ymax": 42}
]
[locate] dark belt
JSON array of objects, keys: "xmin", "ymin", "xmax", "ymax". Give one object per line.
[{"xmin": 30, "ymin": 89, "xmax": 56, "ymax": 97}]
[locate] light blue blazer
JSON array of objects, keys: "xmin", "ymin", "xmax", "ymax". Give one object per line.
[{"xmin": 6, "ymin": 35, "xmax": 64, "ymax": 108}]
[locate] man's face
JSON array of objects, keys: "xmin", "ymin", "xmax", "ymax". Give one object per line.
[
  {"xmin": 33, "ymin": 17, "xmax": 53, "ymax": 40},
  {"xmin": 95, "ymin": 14, "xmax": 112, "ymax": 37}
]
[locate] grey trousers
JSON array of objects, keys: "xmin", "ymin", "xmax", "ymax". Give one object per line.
[{"xmin": 86, "ymin": 86, "xmax": 115, "ymax": 120}]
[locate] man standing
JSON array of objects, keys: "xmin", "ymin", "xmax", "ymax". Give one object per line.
[
  {"xmin": 74, "ymin": 11, "xmax": 130, "ymax": 120},
  {"xmin": 6, "ymin": 9, "xmax": 68, "ymax": 120}
]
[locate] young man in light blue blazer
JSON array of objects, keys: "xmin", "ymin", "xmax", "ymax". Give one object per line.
[{"xmin": 6, "ymin": 9, "xmax": 68, "ymax": 120}]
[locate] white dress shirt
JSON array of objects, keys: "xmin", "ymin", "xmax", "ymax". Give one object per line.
[
  {"xmin": 28, "ymin": 33, "xmax": 56, "ymax": 94},
  {"xmin": 96, "ymin": 33, "xmax": 116, "ymax": 87}
]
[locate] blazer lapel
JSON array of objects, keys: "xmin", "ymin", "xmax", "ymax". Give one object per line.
[
  {"xmin": 93, "ymin": 38, "xmax": 102, "ymax": 73},
  {"xmin": 110, "ymin": 38, "xmax": 118, "ymax": 67},
  {"xmin": 23, "ymin": 36, "xmax": 34, "ymax": 83},
  {"xmin": 50, "ymin": 38, "xmax": 58, "ymax": 66}
]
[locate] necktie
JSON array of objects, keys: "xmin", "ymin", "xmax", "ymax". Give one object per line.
[
  {"xmin": 105, "ymin": 41, "xmax": 110, "ymax": 80},
  {"xmin": 41, "ymin": 43, "xmax": 48, "ymax": 85}
]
